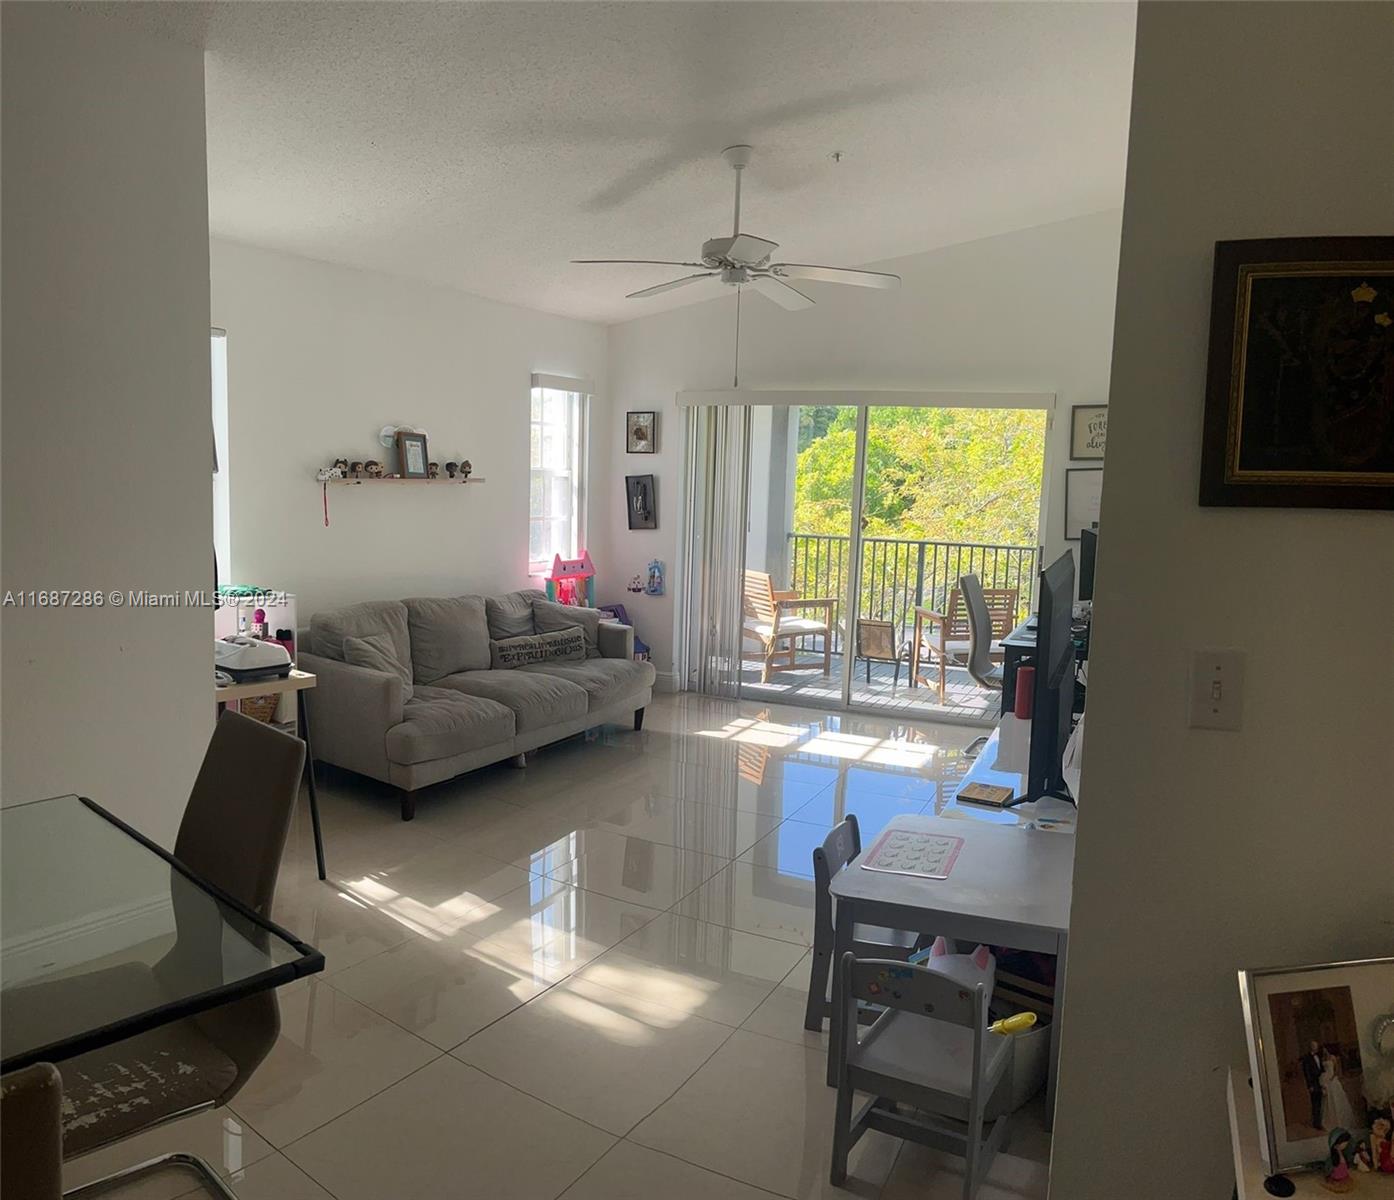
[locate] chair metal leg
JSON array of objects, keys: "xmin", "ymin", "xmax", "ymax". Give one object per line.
[{"xmin": 65, "ymin": 1151, "xmax": 240, "ymax": 1199}]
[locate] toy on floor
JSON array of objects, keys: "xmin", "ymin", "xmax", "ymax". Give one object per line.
[
  {"xmin": 908, "ymin": 937, "xmax": 997, "ymax": 991},
  {"xmin": 545, "ymin": 550, "xmax": 596, "ymax": 606}
]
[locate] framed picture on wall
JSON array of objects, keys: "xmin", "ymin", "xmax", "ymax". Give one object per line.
[
  {"xmin": 1064, "ymin": 468, "xmax": 1102, "ymax": 540},
  {"xmin": 1200, "ymin": 236, "xmax": 1394, "ymax": 509},
  {"xmin": 626, "ymin": 474, "xmax": 657, "ymax": 530},
  {"xmin": 1070, "ymin": 405, "xmax": 1108, "ymax": 459},
  {"xmin": 626, "ymin": 411, "xmax": 657, "ymax": 453}
]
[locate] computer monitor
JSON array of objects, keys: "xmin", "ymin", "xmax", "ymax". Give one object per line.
[
  {"xmin": 1078, "ymin": 526, "xmax": 1098, "ymax": 602},
  {"xmin": 1025, "ymin": 551, "xmax": 1076, "ymax": 803}
]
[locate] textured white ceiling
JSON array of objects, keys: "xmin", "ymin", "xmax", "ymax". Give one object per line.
[{"xmin": 115, "ymin": 1, "xmax": 1136, "ymax": 324}]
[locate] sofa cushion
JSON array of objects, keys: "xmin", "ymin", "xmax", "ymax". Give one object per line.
[
  {"xmin": 385, "ymin": 685, "xmax": 514, "ymax": 765},
  {"xmin": 343, "ymin": 633, "xmax": 414, "ymax": 700},
  {"xmin": 404, "ymin": 595, "xmax": 490, "ymax": 682},
  {"xmin": 532, "ymin": 598, "xmax": 603, "ymax": 658},
  {"xmin": 490, "ymin": 626, "xmax": 585, "ymax": 670},
  {"xmin": 433, "ymin": 669, "xmax": 587, "ymax": 732},
  {"xmin": 485, "ymin": 589, "xmax": 546, "ymax": 640},
  {"xmin": 310, "ymin": 600, "xmax": 411, "ymax": 669},
  {"xmin": 519, "ymin": 657, "xmax": 657, "ymax": 711}
]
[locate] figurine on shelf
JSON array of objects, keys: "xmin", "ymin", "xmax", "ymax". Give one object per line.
[
  {"xmin": 365, "ymin": 460, "xmax": 384, "ymax": 478},
  {"xmin": 444, "ymin": 461, "xmax": 459, "ymax": 479},
  {"xmin": 1372, "ymin": 1117, "xmax": 1394, "ymax": 1173},
  {"xmin": 626, "ymin": 574, "xmax": 644, "ymax": 593},
  {"xmin": 428, "ymin": 462, "xmax": 440, "ymax": 479},
  {"xmin": 459, "ymin": 460, "xmax": 473, "ymax": 480},
  {"xmin": 1354, "ymin": 1141, "xmax": 1374, "ymax": 1172},
  {"xmin": 332, "ymin": 458, "xmax": 349, "ymax": 476},
  {"xmin": 1324, "ymin": 1129, "xmax": 1354, "ymax": 1193},
  {"xmin": 349, "ymin": 461, "xmax": 365, "ymax": 479}
]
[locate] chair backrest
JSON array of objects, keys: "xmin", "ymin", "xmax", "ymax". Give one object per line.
[
  {"xmin": 742, "ymin": 570, "xmax": 778, "ymax": 623},
  {"xmin": 855, "ymin": 618, "xmax": 897, "ymax": 662},
  {"xmin": 811, "ymin": 814, "xmax": 862, "ymax": 938},
  {"xmin": 174, "ymin": 710, "xmax": 306, "ymax": 917},
  {"xmin": 837, "ymin": 954, "xmax": 985, "ymax": 1029},
  {"xmin": 959, "ymin": 574, "xmax": 999, "ymax": 686},
  {"xmin": 0, "ymin": 1063, "xmax": 63, "ymax": 1200}
]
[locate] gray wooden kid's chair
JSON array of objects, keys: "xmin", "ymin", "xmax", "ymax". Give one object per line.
[
  {"xmin": 828, "ymin": 952, "xmax": 1014, "ymax": 1199},
  {"xmin": 804, "ymin": 815, "xmax": 925, "ymax": 1039}
]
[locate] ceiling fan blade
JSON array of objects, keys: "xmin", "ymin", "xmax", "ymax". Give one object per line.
[
  {"xmin": 626, "ymin": 273, "xmax": 718, "ymax": 299},
  {"xmin": 573, "ymin": 259, "xmax": 706, "ymax": 267},
  {"xmin": 750, "ymin": 274, "xmax": 815, "ymax": 311},
  {"xmin": 770, "ymin": 263, "xmax": 901, "ymax": 289}
]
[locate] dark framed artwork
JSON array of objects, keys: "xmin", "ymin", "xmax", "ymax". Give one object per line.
[
  {"xmin": 1064, "ymin": 468, "xmax": 1102, "ymax": 541},
  {"xmin": 625, "ymin": 474, "xmax": 657, "ymax": 530},
  {"xmin": 626, "ymin": 411, "xmax": 656, "ymax": 453},
  {"xmin": 1200, "ymin": 236, "xmax": 1394, "ymax": 509},
  {"xmin": 395, "ymin": 431, "xmax": 429, "ymax": 479},
  {"xmin": 1070, "ymin": 405, "xmax": 1108, "ymax": 460}
]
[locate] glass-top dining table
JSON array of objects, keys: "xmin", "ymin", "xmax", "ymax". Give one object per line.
[{"xmin": 1, "ymin": 795, "xmax": 323, "ymax": 1074}]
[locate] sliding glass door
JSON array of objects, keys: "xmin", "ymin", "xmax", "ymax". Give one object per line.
[{"xmin": 682, "ymin": 394, "xmax": 1047, "ymax": 723}]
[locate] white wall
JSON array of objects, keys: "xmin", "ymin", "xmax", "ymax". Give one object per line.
[
  {"xmin": 1, "ymin": 5, "xmax": 213, "ymax": 846},
  {"xmin": 1051, "ymin": 5, "xmax": 1394, "ymax": 1197},
  {"xmin": 210, "ymin": 241, "xmax": 607, "ymax": 619},
  {"xmin": 598, "ymin": 211, "xmax": 1124, "ymax": 683}
]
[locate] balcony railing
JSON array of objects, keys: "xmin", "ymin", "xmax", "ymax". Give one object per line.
[{"xmin": 785, "ymin": 533, "xmax": 1038, "ymax": 653}]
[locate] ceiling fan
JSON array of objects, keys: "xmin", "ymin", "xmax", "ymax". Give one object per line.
[{"xmin": 573, "ymin": 144, "xmax": 901, "ymax": 311}]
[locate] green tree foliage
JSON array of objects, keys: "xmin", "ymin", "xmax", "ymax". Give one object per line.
[{"xmin": 793, "ymin": 406, "xmax": 1045, "ymax": 547}]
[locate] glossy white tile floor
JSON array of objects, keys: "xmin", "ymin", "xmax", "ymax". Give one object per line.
[{"xmin": 79, "ymin": 694, "xmax": 1049, "ymax": 1200}]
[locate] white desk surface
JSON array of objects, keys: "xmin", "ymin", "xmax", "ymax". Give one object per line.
[
  {"xmin": 213, "ymin": 668, "xmax": 316, "ymax": 703},
  {"xmin": 828, "ymin": 812, "xmax": 1073, "ymax": 942},
  {"xmin": 936, "ymin": 724, "xmax": 1077, "ymax": 831}
]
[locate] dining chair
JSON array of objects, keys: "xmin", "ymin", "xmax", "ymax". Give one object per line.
[
  {"xmin": 742, "ymin": 568, "xmax": 837, "ymax": 682},
  {"xmin": 42, "ymin": 712, "xmax": 305, "ymax": 1198},
  {"xmin": 805, "ymin": 816, "xmax": 927, "ymax": 1043},
  {"xmin": 828, "ymin": 953, "xmax": 1014, "ymax": 1198},
  {"xmin": 1, "ymin": 1063, "xmax": 64, "ymax": 1200}
]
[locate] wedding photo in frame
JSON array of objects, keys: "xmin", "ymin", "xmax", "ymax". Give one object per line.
[{"xmin": 1238, "ymin": 957, "xmax": 1394, "ymax": 1177}]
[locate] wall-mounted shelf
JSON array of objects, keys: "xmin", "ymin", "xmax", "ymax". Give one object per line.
[{"xmin": 327, "ymin": 477, "xmax": 486, "ymax": 486}]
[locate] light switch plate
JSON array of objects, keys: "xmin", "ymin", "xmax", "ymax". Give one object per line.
[{"xmin": 1189, "ymin": 649, "xmax": 1245, "ymax": 731}]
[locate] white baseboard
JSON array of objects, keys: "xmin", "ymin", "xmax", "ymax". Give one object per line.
[{"xmin": 654, "ymin": 671, "xmax": 679, "ymax": 693}]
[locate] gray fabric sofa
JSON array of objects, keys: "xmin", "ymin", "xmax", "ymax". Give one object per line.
[{"xmin": 298, "ymin": 589, "xmax": 655, "ymax": 819}]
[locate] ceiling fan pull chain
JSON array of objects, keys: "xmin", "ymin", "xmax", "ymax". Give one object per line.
[{"xmin": 733, "ymin": 285, "xmax": 742, "ymax": 388}]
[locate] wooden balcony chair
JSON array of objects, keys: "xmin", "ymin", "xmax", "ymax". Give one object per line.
[
  {"xmin": 910, "ymin": 584, "xmax": 1018, "ymax": 703},
  {"xmin": 742, "ymin": 569, "xmax": 836, "ymax": 683}
]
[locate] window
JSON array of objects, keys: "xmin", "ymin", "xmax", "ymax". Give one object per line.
[{"xmin": 529, "ymin": 375, "xmax": 590, "ymax": 572}]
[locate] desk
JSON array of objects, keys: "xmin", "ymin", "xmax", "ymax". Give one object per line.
[
  {"xmin": 999, "ymin": 618, "xmax": 1036, "ymax": 716},
  {"xmin": 214, "ymin": 670, "xmax": 325, "ymax": 880},
  {"xmin": 1, "ymin": 795, "xmax": 323, "ymax": 1072},
  {"xmin": 940, "ymin": 724, "xmax": 1076, "ymax": 830},
  {"xmin": 828, "ymin": 810, "xmax": 1073, "ymax": 1122}
]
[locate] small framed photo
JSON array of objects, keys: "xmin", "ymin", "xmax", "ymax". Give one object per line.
[
  {"xmin": 625, "ymin": 474, "xmax": 657, "ymax": 530},
  {"xmin": 395, "ymin": 431, "xmax": 429, "ymax": 479},
  {"xmin": 1064, "ymin": 468, "xmax": 1102, "ymax": 540},
  {"xmin": 1070, "ymin": 405, "xmax": 1107, "ymax": 460},
  {"xmin": 1238, "ymin": 957, "xmax": 1394, "ymax": 1175},
  {"xmin": 627, "ymin": 411, "xmax": 657, "ymax": 454}
]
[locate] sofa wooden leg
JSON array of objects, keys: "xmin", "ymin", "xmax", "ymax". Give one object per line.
[
  {"xmin": 634, "ymin": 707, "xmax": 645, "ymax": 732},
  {"xmin": 511, "ymin": 752, "xmax": 527, "ymax": 768},
  {"xmin": 399, "ymin": 790, "xmax": 416, "ymax": 822}
]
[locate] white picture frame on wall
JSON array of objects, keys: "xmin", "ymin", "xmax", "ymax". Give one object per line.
[{"xmin": 1064, "ymin": 468, "xmax": 1102, "ymax": 540}]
